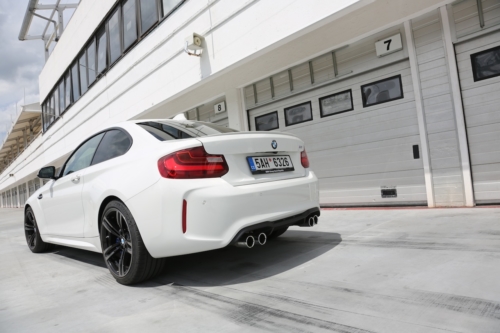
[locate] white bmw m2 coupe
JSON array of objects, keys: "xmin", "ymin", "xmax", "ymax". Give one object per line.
[{"xmin": 25, "ymin": 120, "xmax": 320, "ymax": 284}]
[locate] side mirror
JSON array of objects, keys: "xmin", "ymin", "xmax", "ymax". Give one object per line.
[{"xmin": 37, "ymin": 166, "xmax": 56, "ymax": 180}]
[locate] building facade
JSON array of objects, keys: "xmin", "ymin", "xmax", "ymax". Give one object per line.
[{"xmin": 1, "ymin": 0, "xmax": 499, "ymax": 208}]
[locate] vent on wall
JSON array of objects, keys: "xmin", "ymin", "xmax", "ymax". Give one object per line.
[{"xmin": 381, "ymin": 187, "xmax": 397, "ymax": 198}]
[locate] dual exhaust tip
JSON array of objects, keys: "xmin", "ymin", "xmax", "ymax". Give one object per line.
[
  {"xmin": 236, "ymin": 232, "xmax": 267, "ymax": 249},
  {"xmin": 235, "ymin": 214, "xmax": 319, "ymax": 248},
  {"xmin": 306, "ymin": 215, "xmax": 319, "ymax": 227}
]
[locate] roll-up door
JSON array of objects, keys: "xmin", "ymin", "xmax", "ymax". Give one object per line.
[
  {"xmin": 456, "ymin": 31, "xmax": 500, "ymax": 204},
  {"xmin": 248, "ymin": 60, "xmax": 426, "ymax": 206}
]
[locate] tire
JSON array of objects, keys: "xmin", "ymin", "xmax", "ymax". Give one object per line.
[
  {"xmin": 100, "ymin": 201, "xmax": 165, "ymax": 285},
  {"xmin": 24, "ymin": 207, "xmax": 53, "ymax": 253},
  {"xmin": 268, "ymin": 226, "xmax": 289, "ymax": 240}
]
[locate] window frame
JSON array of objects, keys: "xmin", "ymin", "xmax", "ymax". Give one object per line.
[
  {"xmin": 122, "ymin": 0, "xmax": 139, "ymax": 52},
  {"xmin": 255, "ymin": 111, "xmax": 279, "ymax": 131},
  {"xmin": 107, "ymin": 6, "xmax": 123, "ymax": 67},
  {"xmin": 161, "ymin": 0, "xmax": 185, "ymax": 19},
  {"xmin": 138, "ymin": 0, "xmax": 161, "ymax": 37},
  {"xmin": 470, "ymin": 45, "xmax": 500, "ymax": 82},
  {"xmin": 86, "ymin": 37, "xmax": 97, "ymax": 87},
  {"xmin": 361, "ymin": 74, "xmax": 404, "ymax": 108},
  {"xmin": 319, "ymin": 89, "xmax": 354, "ymax": 118},
  {"xmin": 284, "ymin": 101, "xmax": 314, "ymax": 127},
  {"xmin": 96, "ymin": 26, "xmax": 108, "ymax": 77},
  {"xmin": 71, "ymin": 60, "xmax": 81, "ymax": 102},
  {"xmin": 78, "ymin": 51, "xmax": 88, "ymax": 95}
]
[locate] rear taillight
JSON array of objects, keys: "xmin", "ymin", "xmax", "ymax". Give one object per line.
[
  {"xmin": 301, "ymin": 149, "xmax": 310, "ymax": 168},
  {"xmin": 158, "ymin": 146, "xmax": 229, "ymax": 179}
]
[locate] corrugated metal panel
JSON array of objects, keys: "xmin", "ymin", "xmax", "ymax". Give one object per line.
[
  {"xmin": 248, "ymin": 59, "xmax": 426, "ymax": 206},
  {"xmin": 255, "ymin": 78, "xmax": 272, "ymax": 104},
  {"xmin": 452, "ymin": 0, "xmax": 481, "ymax": 38},
  {"xmin": 452, "ymin": 0, "xmax": 500, "ymax": 39},
  {"xmin": 272, "ymin": 70, "xmax": 291, "ymax": 99},
  {"xmin": 456, "ymin": 30, "xmax": 500, "ymax": 203},
  {"xmin": 290, "ymin": 62, "xmax": 311, "ymax": 92},
  {"xmin": 412, "ymin": 9, "xmax": 466, "ymax": 206},
  {"xmin": 312, "ymin": 53, "xmax": 335, "ymax": 84}
]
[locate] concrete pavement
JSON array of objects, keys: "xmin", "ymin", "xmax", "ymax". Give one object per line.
[{"xmin": 1, "ymin": 207, "xmax": 500, "ymax": 332}]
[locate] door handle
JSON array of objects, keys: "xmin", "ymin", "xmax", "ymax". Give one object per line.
[
  {"xmin": 71, "ymin": 175, "xmax": 80, "ymax": 183},
  {"xmin": 38, "ymin": 194, "xmax": 43, "ymax": 200}
]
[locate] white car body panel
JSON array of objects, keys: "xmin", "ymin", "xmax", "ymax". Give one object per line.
[{"xmin": 26, "ymin": 120, "xmax": 320, "ymax": 257}]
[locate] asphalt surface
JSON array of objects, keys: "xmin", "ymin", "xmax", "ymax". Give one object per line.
[{"xmin": 1, "ymin": 207, "xmax": 500, "ymax": 333}]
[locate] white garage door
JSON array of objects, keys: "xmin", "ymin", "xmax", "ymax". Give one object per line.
[
  {"xmin": 248, "ymin": 60, "xmax": 427, "ymax": 206},
  {"xmin": 456, "ymin": 31, "xmax": 500, "ymax": 204}
]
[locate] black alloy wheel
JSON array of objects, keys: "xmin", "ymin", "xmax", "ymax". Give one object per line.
[
  {"xmin": 100, "ymin": 201, "xmax": 165, "ymax": 285},
  {"xmin": 24, "ymin": 207, "xmax": 53, "ymax": 253},
  {"xmin": 101, "ymin": 208, "xmax": 133, "ymax": 277},
  {"xmin": 25, "ymin": 209, "xmax": 37, "ymax": 250}
]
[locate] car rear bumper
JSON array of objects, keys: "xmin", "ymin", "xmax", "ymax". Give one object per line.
[{"xmin": 126, "ymin": 171, "xmax": 320, "ymax": 258}]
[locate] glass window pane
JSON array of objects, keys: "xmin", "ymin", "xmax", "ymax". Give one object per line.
[
  {"xmin": 255, "ymin": 111, "xmax": 279, "ymax": 131},
  {"xmin": 59, "ymin": 81, "xmax": 65, "ymax": 111},
  {"xmin": 71, "ymin": 63, "xmax": 80, "ymax": 101},
  {"xmin": 123, "ymin": 0, "xmax": 137, "ymax": 50},
  {"xmin": 97, "ymin": 29, "xmax": 107, "ymax": 74},
  {"xmin": 79, "ymin": 53, "xmax": 88, "ymax": 95},
  {"xmin": 91, "ymin": 130, "xmax": 132, "ymax": 165},
  {"xmin": 472, "ymin": 46, "xmax": 500, "ymax": 81},
  {"xmin": 162, "ymin": 0, "xmax": 182, "ymax": 16},
  {"xmin": 50, "ymin": 94, "xmax": 55, "ymax": 124},
  {"xmin": 42, "ymin": 103, "xmax": 47, "ymax": 131},
  {"xmin": 108, "ymin": 9, "xmax": 121, "ymax": 64},
  {"xmin": 284, "ymin": 102, "xmax": 313, "ymax": 126},
  {"xmin": 65, "ymin": 72, "xmax": 71, "ymax": 106},
  {"xmin": 361, "ymin": 75, "xmax": 403, "ymax": 107},
  {"xmin": 87, "ymin": 40, "xmax": 96, "ymax": 85},
  {"xmin": 140, "ymin": 0, "xmax": 158, "ymax": 34},
  {"xmin": 319, "ymin": 90, "xmax": 353, "ymax": 117},
  {"xmin": 54, "ymin": 88, "xmax": 59, "ymax": 117},
  {"xmin": 63, "ymin": 133, "xmax": 105, "ymax": 177}
]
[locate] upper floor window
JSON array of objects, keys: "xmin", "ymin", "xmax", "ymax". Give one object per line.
[
  {"xmin": 97, "ymin": 28, "xmax": 107, "ymax": 75},
  {"xmin": 41, "ymin": 0, "xmax": 186, "ymax": 133},
  {"xmin": 79, "ymin": 53, "xmax": 88, "ymax": 95},
  {"xmin": 140, "ymin": 0, "xmax": 159, "ymax": 34},
  {"xmin": 123, "ymin": 0, "xmax": 138, "ymax": 50},
  {"xmin": 87, "ymin": 40, "xmax": 97, "ymax": 85},
  {"xmin": 108, "ymin": 9, "xmax": 122, "ymax": 65},
  {"xmin": 162, "ymin": 0, "xmax": 183, "ymax": 16}
]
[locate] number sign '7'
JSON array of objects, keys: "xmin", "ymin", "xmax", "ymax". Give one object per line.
[{"xmin": 375, "ymin": 33, "xmax": 403, "ymax": 57}]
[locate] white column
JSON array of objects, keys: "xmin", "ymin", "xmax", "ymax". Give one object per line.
[
  {"xmin": 440, "ymin": 6, "xmax": 475, "ymax": 207},
  {"xmin": 225, "ymin": 88, "xmax": 245, "ymax": 131},
  {"xmin": 404, "ymin": 20, "xmax": 435, "ymax": 208}
]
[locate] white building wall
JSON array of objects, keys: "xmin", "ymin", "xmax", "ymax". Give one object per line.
[{"xmin": 3, "ymin": 0, "xmax": 485, "ymax": 207}]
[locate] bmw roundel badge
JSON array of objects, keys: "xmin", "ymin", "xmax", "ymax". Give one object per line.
[{"xmin": 271, "ymin": 140, "xmax": 278, "ymax": 150}]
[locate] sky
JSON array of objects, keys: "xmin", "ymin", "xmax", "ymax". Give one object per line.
[{"xmin": 0, "ymin": 0, "xmax": 75, "ymax": 144}]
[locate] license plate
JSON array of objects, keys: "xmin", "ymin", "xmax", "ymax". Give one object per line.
[{"xmin": 246, "ymin": 155, "xmax": 294, "ymax": 174}]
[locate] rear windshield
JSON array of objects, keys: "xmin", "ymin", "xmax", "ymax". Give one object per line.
[{"xmin": 137, "ymin": 121, "xmax": 238, "ymax": 141}]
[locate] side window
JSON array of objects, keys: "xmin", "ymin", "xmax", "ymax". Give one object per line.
[
  {"xmin": 92, "ymin": 130, "xmax": 132, "ymax": 165},
  {"xmin": 62, "ymin": 133, "xmax": 105, "ymax": 177}
]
